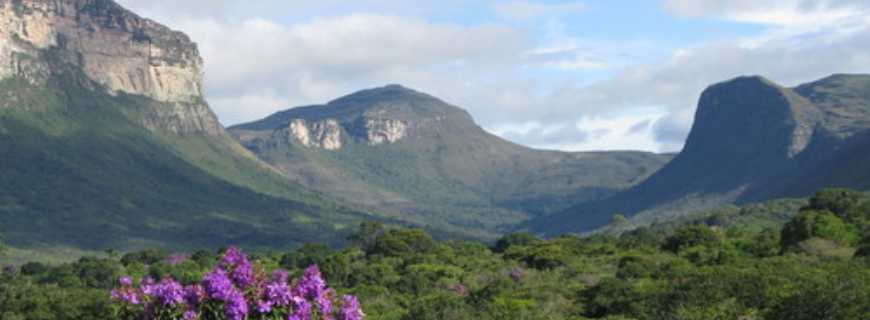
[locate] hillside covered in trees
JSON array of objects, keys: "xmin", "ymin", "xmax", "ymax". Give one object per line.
[{"xmin": 1, "ymin": 188, "xmax": 868, "ymax": 319}]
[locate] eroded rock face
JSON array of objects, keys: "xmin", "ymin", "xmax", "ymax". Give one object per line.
[
  {"xmin": 284, "ymin": 119, "xmax": 342, "ymax": 150},
  {"xmin": 364, "ymin": 118, "xmax": 407, "ymax": 145},
  {"xmin": 685, "ymin": 76, "xmax": 820, "ymax": 161},
  {"xmin": 0, "ymin": 0, "xmax": 221, "ymax": 135}
]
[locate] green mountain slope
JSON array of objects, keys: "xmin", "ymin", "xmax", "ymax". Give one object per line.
[
  {"xmin": 0, "ymin": 74, "xmax": 377, "ymax": 254},
  {"xmin": 229, "ymin": 85, "xmax": 672, "ymax": 237},
  {"xmin": 0, "ymin": 0, "xmax": 374, "ymax": 253}
]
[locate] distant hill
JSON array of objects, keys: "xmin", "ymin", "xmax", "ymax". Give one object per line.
[
  {"xmin": 532, "ymin": 74, "xmax": 870, "ymax": 235},
  {"xmin": 0, "ymin": 0, "xmax": 374, "ymax": 252},
  {"xmin": 229, "ymin": 85, "xmax": 672, "ymax": 237}
]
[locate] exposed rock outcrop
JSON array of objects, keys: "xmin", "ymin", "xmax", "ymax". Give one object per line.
[
  {"xmin": 364, "ymin": 118, "xmax": 407, "ymax": 145},
  {"xmin": 0, "ymin": 0, "xmax": 221, "ymax": 135},
  {"xmin": 283, "ymin": 118, "xmax": 342, "ymax": 150},
  {"xmin": 686, "ymin": 76, "xmax": 820, "ymax": 161},
  {"xmin": 229, "ymin": 84, "xmax": 674, "ymax": 237}
]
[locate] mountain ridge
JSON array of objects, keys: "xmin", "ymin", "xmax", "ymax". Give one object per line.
[
  {"xmin": 229, "ymin": 84, "xmax": 673, "ymax": 237},
  {"xmin": 0, "ymin": 0, "xmax": 381, "ymax": 252},
  {"xmin": 530, "ymin": 73, "xmax": 870, "ymax": 234}
]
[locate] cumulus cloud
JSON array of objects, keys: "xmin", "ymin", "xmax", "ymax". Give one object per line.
[{"xmin": 113, "ymin": 0, "xmax": 870, "ymax": 153}]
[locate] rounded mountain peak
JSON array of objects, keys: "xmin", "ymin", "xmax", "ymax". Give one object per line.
[
  {"xmin": 231, "ymin": 85, "xmax": 476, "ymax": 132},
  {"xmin": 313, "ymin": 84, "xmax": 472, "ymax": 123},
  {"xmin": 685, "ymin": 75, "xmax": 821, "ymax": 162},
  {"xmin": 328, "ymin": 84, "xmax": 441, "ymax": 106}
]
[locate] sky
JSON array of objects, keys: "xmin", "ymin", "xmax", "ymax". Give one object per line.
[{"xmin": 115, "ymin": 0, "xmax": 870, "ymax": 153}]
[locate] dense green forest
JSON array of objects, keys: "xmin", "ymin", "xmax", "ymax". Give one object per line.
[{"xmin": 1, "ymin": 188, "xmax": 868, "ymax": 320}]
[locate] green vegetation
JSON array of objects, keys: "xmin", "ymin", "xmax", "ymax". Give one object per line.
[
  {"xmin": 2, "ymin": 188, "xmax": 868, "ymax": 319},
  {"xmin": 0, "ymin": 74, "xmax": 372, "ymax": 253},
  {"xmin": 229, "ymin": 85, "xmax": 673, "ymax": 238}
]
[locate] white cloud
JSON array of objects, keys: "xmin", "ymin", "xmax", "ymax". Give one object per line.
[
  {"xmin": 493, "ymin": 1, "xmax": 587, "ymax": 20},
  {"xmin": 538, "ymin": 114, "xmax": 666, "ymax": 152},
  {"xmin": 663, "ymin": 0, "xmax": 870, "ymax": 26},
  {"xmin": 135, "ymin": 13, "xmax": 528, "ymax": 124},
  {"xmin": 112, "ymin": 0, "xmax": 870, "ymax": 153}
]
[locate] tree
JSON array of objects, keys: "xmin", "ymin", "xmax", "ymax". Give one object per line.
[
  {"xmin": 493, "ymin": 232, "xmax": 539, "ymax": 253},
  {"xmin": 347, "ymin": 221, "xmax": 384, "ymax": 251},
  {"xmin": 618, "ymin": 227, "xmax": 662, "ymax": 250},
  {"xmin": 506, "ymin": 242, "xmax": 569, "ymax": 270},
  {"xmin": 805, "ymin": 188, "xmax": 867, "ymax": 224},
  {"xmin": 120, "ymin": 249, "xmax": 166, "ymax": 266},
  {"xmin": 369, "ymin": 228, "xmax": 436, "ymax": 257},
  {"xmin": 280, "ymin": 243, "xmax": 334, "ymax": 270},
  {"xmin": 781, "ymin": 210, "xmax": 861, "ymax": 252},
  {"xmin": 611, "ymin": 214, "xmax": 630, "ymax": 227},
  {"xmin": 662, "ymin": 225, "xmax": 720, "ymax": 253},
  {"xmin": 856, "ymin": 232, "xmax": 870, "ymax": 257}
]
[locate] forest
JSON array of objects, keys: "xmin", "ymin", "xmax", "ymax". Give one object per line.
[{"xmin": 0, "ymin": 188, "xmax": 868, "ymax": 320}]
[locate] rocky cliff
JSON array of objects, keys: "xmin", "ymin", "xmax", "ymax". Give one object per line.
[
  {"xmin": 0, "ymin": 0, "xmax": 221, "ymax": 134},
  {"xmin": 0, "ymin": 0, "xmax": 373, "ymax": 251},
  {"xmin": 284, "ymin": 118, "xmax": 343, "ymax": 150},
  {"xmin": 229, "ymin": 85, "xmax": 672, "ymax": 237},
  {"xmin": 531, "ymin": 74, "xmax": 870, "ymax": 235}
]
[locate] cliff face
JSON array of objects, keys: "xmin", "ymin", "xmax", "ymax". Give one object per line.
[
  {"xmin": 284, "ymin": 118, "xmax": 343, "ymax": 150},
  {"xmin": 531, "ymin": 74, "xmax": 870, "ymax": 235},
  {"xmin": 685, "ymin": 76, "xmax": 820, "ymax": 162},
  {"xmin": 0, "ymin": 0, "xmax": 221, "ymax": 135}
]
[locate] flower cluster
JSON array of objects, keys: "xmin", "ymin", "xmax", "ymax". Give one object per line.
[{"xmin": 110, "ymin": 246, "xmax": 364, "ymax": 320}]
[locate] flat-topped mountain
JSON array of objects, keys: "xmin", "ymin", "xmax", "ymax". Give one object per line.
[
  {"xmin": 532, "ymin": 74, "xmax": 870, "ymax": 234},
  {"xmin": 1, "ymin": 0, "xmax": 221, "ymax": 134},
  {"xmin": 0, "ymin": 0, "xmax": 373, "ymax": 252},
  {"xmin": 229, "ymin": 85, "xmax": 672, "ymax": 236}
]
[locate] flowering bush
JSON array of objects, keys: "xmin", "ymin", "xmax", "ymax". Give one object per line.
[{"xmin": 110, "ymin": 247, "xmax": 364, "ymax": 320}]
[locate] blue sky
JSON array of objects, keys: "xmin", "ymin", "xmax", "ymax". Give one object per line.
[{"xmin": 117, "ymin": 0, "xmax": 870, "ymax": 152}]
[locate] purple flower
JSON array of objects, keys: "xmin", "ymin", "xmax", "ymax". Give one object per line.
[
  {"xmin": 119, "ymin": 276, "xmax": 133, "ymax": 287},
  {"xmin": 288, "ymin": 299, "xmax": 312, "ymax": 320},
  {"xmin": 152, "ymin": 278, "xmax": 185, "ymax": 306},
  {"xmin": 203, "ymin": 269, "xmax": 235, "ymax": 301},
  {"xmin": 509, "ymin": 267, "xmax": 526, "ymax": 282},
  {"xmin": 109, "ymin": 245, "xmax": 365, "ymax": 320},
  {"xmin": 220, "ymin": 247, "xmax": 246, "ymax": 268},
  {"xmin": 297, "ymin": 265, "xmax": 327, "ymax": 299},
  {"xmin": 3, "ymin": 265, "xmax": 17, "ymax": 276},
  {"xmin": 184, "ymin": 284, "xmax": 206, "ymax": 307},
  {"xmin": 140, "ymin": 277, "xmax": 157, "ymax": 296},
  {"xmin": 265, "ymin": 281, "xmax": 293, "ymax": 306},
  {"xmin": 317, "ymin": 288, "xmax": 335, "ymax": 318},
  {"xmin": 110, "ymin": 288, "xmax": 141, "ymax": 305},
  {"xmin": 451, "ymin": 284, "xmax": 469, "ymax": 296},
  {"xmin": 256, "ymin": 300, "xmax": 273, "ymax": 314},
  {"xmin": 224, "ymin": 291, "xmax": 249, "ymax": 320},
  {"xmin": 183, "ymin": 310, "xmax": 199, "ymax": 320},
  {"xmin": 339, "ymin": 295, "xmax": 365, "ymax": 320},
  {"xmin": 272, "ymin": 269, "xmax": 290, "ymax": 283},
  {"xmin": 220, "ymin": 246, "xmax": 256, "ymax": 289},
  {"xmin": 231, "ymin": 258, "xmax": 255, "ymax": 289}
]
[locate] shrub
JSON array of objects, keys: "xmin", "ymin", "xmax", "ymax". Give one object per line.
[
  {"xmin": 110, "ymin": 246, "xmax": 364, "ymax": 320},
  {"xmin": 662, "ymin": 225, "xmax": 720, "ymax": 253}
]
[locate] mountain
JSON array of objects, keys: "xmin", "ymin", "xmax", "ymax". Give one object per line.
[
  {"xmin": 532, "ymin": 74, "xmax": 870, "ymax": 235},
  {"xmin": 0, "ymin": 0, "xmax": 374, "ymax": 253},
  {"xmin": 229, "ymin": 85, "xmax": 672, "ymax": 237}
]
